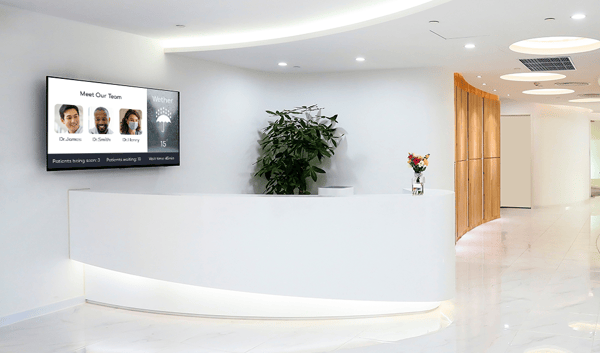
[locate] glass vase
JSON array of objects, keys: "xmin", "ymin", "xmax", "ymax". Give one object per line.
[{"xmin": 412, "ymin": 172, "xmax": 425, "ymax": 195}]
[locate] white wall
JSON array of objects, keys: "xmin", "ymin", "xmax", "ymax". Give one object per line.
[
  {"xmin": 502, "ymin": 102, "xmax": 591, "ymax": 207},
  {"xmin": 259, "ymin": 68, "xmax": 455, "ymax": 194},
  {"xmin": 0, "ymin": 4, "xmax": 454, "ymax": 319},
  {"xmin": 590, "ymin": 121, "xmax": 600, "ymax": 186}
]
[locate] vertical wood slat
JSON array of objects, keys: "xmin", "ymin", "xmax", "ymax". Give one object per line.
[
  {"xmin": 484, "ymin": 98, "xmax": 500, "ymax": 158},
  {"xmin": 468, "ymin": 159, "xmax": 483, "ymax": 230},
  {"xmin": 455, "ymin": 87, "xmax": 468, "ymax": 162},
  {"xmin": 455, "ymin": 160, "xmax": 468, "ymax": 240},
  {"xmin": 495, "ymin": 100, "xmax": 501, "ymax": 157},
  {"xmin": 468, "ymin": 93, "xmax": 483, "ymax": 160},
  {"xmin": 484, "ymin": 158, "xmax": 501, "ymax": 222}
]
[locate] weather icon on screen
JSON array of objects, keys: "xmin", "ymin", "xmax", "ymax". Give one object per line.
[{"xmin": 155, "ymin": 107, "xmax": 172, "ymax": 132}]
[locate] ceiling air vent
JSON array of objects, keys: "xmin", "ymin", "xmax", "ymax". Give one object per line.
[
  {"xmin": 555, "ymin": 82, "xmax": 589, "ymax": 86},
  {"xmin": 519, "ymin": 57, "xmax": 576, "ymax": 71},
  {"xmin": 578, "ymin": 93, "xmax": 600, "ymax": 98}
]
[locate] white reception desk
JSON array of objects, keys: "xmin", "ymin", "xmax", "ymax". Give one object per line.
[{"xmin": 69, "ymin": 190, "xmax": 455, "ymax": 318}]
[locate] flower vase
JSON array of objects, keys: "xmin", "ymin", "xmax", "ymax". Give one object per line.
[{"xmin": 412, "ymin": 172, "xmax": 425, "ymax": 195}]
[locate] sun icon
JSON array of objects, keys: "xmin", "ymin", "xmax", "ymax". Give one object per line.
[{"xmin": 156, "ymin": 107, "xmax": 172, "ymax": 132}]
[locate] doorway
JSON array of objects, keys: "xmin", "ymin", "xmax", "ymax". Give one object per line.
[{"xmin": 500, "ymin": 115, "xmax": 532, "ymax": 208}]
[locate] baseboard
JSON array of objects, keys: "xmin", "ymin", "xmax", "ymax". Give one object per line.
[{"xmin": 0, "ymin": 296, "xmax": 85, "ymax": 327}]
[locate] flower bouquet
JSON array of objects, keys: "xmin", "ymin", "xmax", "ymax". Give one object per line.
[{"xmin": 408, "ymin": 153, "xmax": 429, "ymax": 195}]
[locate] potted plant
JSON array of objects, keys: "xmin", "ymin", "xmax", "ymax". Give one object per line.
[{"xmin": 254, "ymin": 105, "xmax": 342, "ymax": 195}]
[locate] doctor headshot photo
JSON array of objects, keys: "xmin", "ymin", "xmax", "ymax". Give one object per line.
[
  {"xmin": 89, "ymin": 107, "xmax": 113, "ymax": 134},
  {"xmin": 58, "ymin": 104, "xmax": 82, "ymax": 134},
  {"xmin": 120, "ymin": 109, "xmax": 142, "ymax": 135}
]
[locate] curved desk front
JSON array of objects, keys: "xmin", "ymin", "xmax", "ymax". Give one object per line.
[{"xmin": 69, "ymin": 190, "xmax": 455, "ymax": 318}]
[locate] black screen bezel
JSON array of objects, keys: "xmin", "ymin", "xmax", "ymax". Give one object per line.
[{"xmin": 46, "ymin": 76, "xmax": 181, "ymax": 171}]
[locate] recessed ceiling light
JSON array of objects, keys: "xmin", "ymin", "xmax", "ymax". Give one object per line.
[
  {"xmin": 293, "ymin": 66, "xmax": 301, "ymax": 69},
  {"xmin": 571, "ymin": 14, "xmax": 586, "ymax": 20},
  {"xmin": 493, "ymin": 89, "xmax": 497, "ymax": 91},
  {"xmin": 507, "ymin": 94, "xmax": 510, "ymax": 96},
  {"xmin": 482, "ymin": 83, "xmax": 487, "ymax": 85},
  {"xmin": 356, "ymin": 57, "xmax": 365, "ymax": 62},
  {"xmin": 465, "ymin": 44, "xmax": 475, "ymax": 49},
  {"xmin": 544, "ymin": 17, "xmax": 555, "ymax": 21},
  {"xmin": 477, "ymin": 75, "xmax": 482, "ymax": 78},
  {"xmin": 500, "ymin": 73, "xmax": 566, "ymax": 82},
  {"xmin": 278, "ymin": 62, "xmax": 288, "ymax": 66},
  {"xmin": 429, "ymin": 20, "xmax": 439, "ymax": 24},
  {"xmin": 522, "ymin": 88, "xmax": 574, "ymax": 95},
  {"xmin": 509, "ymin": 36, "xmax": 600, "ymax": 55},
  {"xmin": 175, "ymin": 24, "xmax": 186, "ymax": 28},
  {"xmin": 569, "ymin": 98, "xmax": 600, "ymax": 103}
]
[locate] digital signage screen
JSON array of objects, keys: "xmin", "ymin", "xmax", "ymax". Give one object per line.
[{"xmin": 46, "ymin": 76, "xmax": 180, "ymax": 171}]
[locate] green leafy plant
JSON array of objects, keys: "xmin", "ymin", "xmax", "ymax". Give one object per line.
[{"xmin": 254, "ymin": 105, "xmax": 342, "ymax": 195}]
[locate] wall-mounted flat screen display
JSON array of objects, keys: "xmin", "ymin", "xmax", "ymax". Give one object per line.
[{"xmin": 46, "ymin": 76, "xmax": 180, "ymax": 171}]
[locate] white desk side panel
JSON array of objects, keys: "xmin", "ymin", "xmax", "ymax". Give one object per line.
[{"xmin": 69, "ymin": 190, "xmax": 455, "ymax": 303}]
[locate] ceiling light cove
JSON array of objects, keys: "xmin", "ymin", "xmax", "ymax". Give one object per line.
[
  {"xmin": 509, "ymin": 36, "xmax": 600, "ymax": 55},
  {"xmin": 522, "ymin": 88, "xmax": 574, "ymax": 95},
  {"xmin": 500, "ymin": 73, "xmax": 566, "ymax": 82},
  {"xmin": 162, "ymin": 0, "xmax": 450, "ymax": 52}
]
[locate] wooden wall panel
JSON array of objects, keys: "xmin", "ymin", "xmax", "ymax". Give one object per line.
[
  {"xmin": 484, "ymin": 98, "xmax": 500, "ymax": 158},
  {"xmin": 484, "ymin": 158, "xmax": 501, "ymax": 222},
  {"xmin": 468, "ymin": 159, "xmax": 483, "ymax": 230},
  {"xmin": 455, "ymin": 73, "xmax": 500, "ymax": 241},
  {"xmin": 468, "ymin": 93, "xmax": 483, "ymax": 160},
  {"xmin": 455, "ymin": 88, "xmax": 468, "ymax": 162},
  {"xmin": 455, "ymin": 160, "xmax": 468, "ymax": 240}
]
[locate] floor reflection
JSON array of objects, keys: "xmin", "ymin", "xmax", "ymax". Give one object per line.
[{"xmin": 0, "ymin": 301, "xmax": 453, "ymax": 353}]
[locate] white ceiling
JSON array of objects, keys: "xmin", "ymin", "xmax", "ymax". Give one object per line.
[{"xmin": 3, "ymin": 0, "xmax": 600, "ymax": 112}]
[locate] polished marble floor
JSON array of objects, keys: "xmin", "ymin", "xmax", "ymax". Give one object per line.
[{"xmin": 3, "ymin": 199, "xmax": 600, "ymax": 353}]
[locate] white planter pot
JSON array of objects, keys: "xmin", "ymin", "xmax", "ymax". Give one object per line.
[{"xmin": 318, "ymin": 186, "xmax": 354, "ymax": 197}]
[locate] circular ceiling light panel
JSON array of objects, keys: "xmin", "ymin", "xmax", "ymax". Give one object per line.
[
  {"xmin": 569, "ymin": 98, "xmax": 600, "ymax": 103},
  {"xmin": 522, "ymin": 88, "xmax": 574, "ymax": 95},
  {"xmin": 500, "ymin": 73, "xmax": 566, "ymax": 82},
  {"xmin": 509, "ymin": 36, "xmax": 600, "ymax": 55}
]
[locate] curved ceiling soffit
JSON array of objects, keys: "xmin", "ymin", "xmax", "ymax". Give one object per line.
[{"xmin": 163, "ymin": 0, "xmax": 452, "ymax": 53}]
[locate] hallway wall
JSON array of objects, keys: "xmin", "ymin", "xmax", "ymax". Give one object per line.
[{"xmin": 501, "ymin": 102, "xmax": 591, "ymax": 207}]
